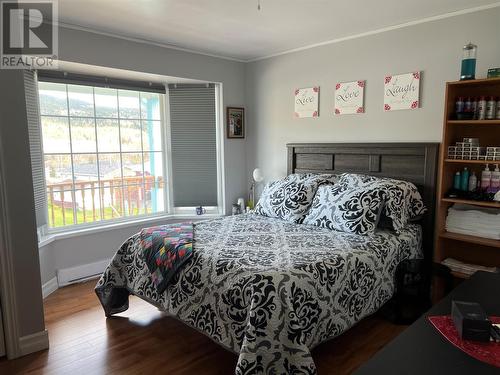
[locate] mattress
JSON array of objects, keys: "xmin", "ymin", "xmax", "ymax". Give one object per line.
[{"xmin": 96, "ymin": 213, "xmax": 422, "ymax": 374}]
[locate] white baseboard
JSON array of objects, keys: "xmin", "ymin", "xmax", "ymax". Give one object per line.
[
  {"xmin": 19, "ymin": 330, "xmax": 49, "ymax": 356},
  {"xmin": 57, "ymin": 258, "xmax": 111, "ymax": 287},
  {"xmin": 41, "ymin": 277, "xmax": 59, "ymax": 299}
]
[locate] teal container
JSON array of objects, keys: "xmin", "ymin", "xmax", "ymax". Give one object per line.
[
  {"xmin": 453, "ymin": 171, "xmax": 461, "ymax": 190},
  {"xmin": 461, "ymin": 59, "xmax": 476, "ymax": 80},
  {"xmin": 460, "ymin": 43, "xmax": 477, "ymax": 80},
  {"xmin": 460, "ymin": 168, "xmax": 469, "ymax": 191}
]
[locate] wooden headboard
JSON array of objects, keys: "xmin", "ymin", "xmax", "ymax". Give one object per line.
[{"xmin": 287, "ymin": 143, "xmax": 439, "ymax": 261}]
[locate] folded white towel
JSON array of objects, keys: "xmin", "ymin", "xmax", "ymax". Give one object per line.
[
  {"xmin": 448, "ymin": 205, "xmax": 500, "ymax": 222},
  {"xmin": 446, "ymin": 217, "xmax": 500, "ymax": 233},
  {"xmin": 446, "ymin": 204, "xmax": 500, "ymax": 240},
  {"xmin": 448, "ymin": 209, "xmax": 500, "ymax": 217},
  {"xmin": 450, "ymin": 203, "xmax": 500, "ymax": 215},
  {"xmin": 445, "ymin": 226, "xmax": 500, "ymax": 240},
  {"xmin": 442, "ymin": 258, "xmax": 499, "ymax": 276}
]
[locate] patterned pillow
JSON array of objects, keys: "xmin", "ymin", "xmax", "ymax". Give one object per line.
[
  {"xmin": 284, "ymin": 172, "xmax": 340, "ymax": 186},
  {"xmin": 254, "ymin": 173, "xmax": 331, "ymax": 223},
  {"xmin": 302, "ymin": 184, "xmax": 386, "ymax": 235},
  {"xmin": 316, "ymin": 173, "xmax": 340, "ymax": 185},
  {"xmin": 338, "ymin": 173, "xmax": 427, "ymax": 232}
]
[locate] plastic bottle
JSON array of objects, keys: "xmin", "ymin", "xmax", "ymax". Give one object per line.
[
  {"xmin": 472, "ymin": 97, "xmax": 478, "ymax": 119},
  {"xmin": 486, "ymin": 96, "xmax": 496, "ymax": 119},
  {"xmin": 477, "ymin": 96, "xmax": 487, "ymax": 120},
  {"xmin": 455, "ymin": 97, "xmax": 464, "ymax": 115},
  {"xmin": 481, "ymin": 164, "xmax": 491, "ymax": 189},
  {"xmin": 491, "ymin": 164, "xmax": 500, "ymax": 193},
  {"xmin": 468, "ymin": 172, "xmax": 477, "ymax": 192},
  {"xmin": 453, "ymin": 171, "xmax": 461, "ymax": 190},
  {"xmin": 460, "ymin": 167, "xmax": 469, "ymax": 191},
  {"xmin": 464, "ymin": 97, "xmax": 472, "ymax": 113},
  {"xmin": 453, "ymin": 171, "xmax": 460, "ymax": 190},
  {"xmin": 496, "ymin": 97, "xmax": 500, "ymax": 119}
]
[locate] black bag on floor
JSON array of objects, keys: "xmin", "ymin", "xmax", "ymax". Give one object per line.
[{"xmin": 380, "ymin": 259, "xmax": 431, "ymax": 324}]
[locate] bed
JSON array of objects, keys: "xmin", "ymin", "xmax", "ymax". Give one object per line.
[{"xmin": 96, "ymin": 143, "xmax": 438, "ymax": 374}]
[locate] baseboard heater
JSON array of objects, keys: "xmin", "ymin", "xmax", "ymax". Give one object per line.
[
  {"xmin": 64, "ymin": 273, "xmax": 102, "ymax": 285},
  {"xmin": 56, "ymin": 258, "xmax": 111, "ymax": 287}
]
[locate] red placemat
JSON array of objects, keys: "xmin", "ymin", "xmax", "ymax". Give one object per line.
[{"xmin": 428, "ymin": 315, "xmax": 500, "ymax": 368}]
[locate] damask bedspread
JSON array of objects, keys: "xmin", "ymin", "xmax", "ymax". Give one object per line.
[{"xmin": 95, "ymin": 213, "xmax": 422, "ymax": 374}]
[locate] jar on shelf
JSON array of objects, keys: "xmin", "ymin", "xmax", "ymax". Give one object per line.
[{"xmin": 460, "ymin": 42, "xmax": 477, "ymax": 81}]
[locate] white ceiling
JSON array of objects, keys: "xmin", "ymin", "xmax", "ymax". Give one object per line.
[{"xmin": 57, "ymin": 0, "xmax": 499, "ymax": 61}]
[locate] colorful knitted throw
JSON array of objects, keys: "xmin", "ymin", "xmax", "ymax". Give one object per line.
[{"xmin": 140, "ymin": 222, "xmax": 194, "ymax": 293}]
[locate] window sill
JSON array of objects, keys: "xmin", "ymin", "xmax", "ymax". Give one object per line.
[{"xmin": 38, "ymin": 213, "xmax": 224, "ymax": 248}]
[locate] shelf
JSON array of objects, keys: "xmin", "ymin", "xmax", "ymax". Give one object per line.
[
  {"xmin": 439, "ymin": 231, "xmax": 500, "ymax": 248},
  {"xmin": 435, "ymin": 77, "xmax": 500, "ymax": 279},
  {"xmin": 447, "ymin": 77, "xmax": 500, "ymax": 87},
  {"xmin": 447, "ymin": 120, "xmax": 500, "ymax": 125},
  {"xmin": 450, "ymin": 270, "xmax": 470, "ymax": 279},
  {"xmin": 442, "ymin": 197, "xmax": 500, "ymax": 208},
  {"xmin": 444, "ymin": 159, "xmax": 492, "ymax": 164}
]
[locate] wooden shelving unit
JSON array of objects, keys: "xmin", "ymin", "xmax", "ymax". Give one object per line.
[
  {"xmin": 435, "ymin": 78, "xmax": 500, "ymax": 279},
  {"xmin": 450, "ymin": 270, "xmax": 469, "ymax": 279},
  {"xmin": 448, "ymin": 119, "xmax": 500, "ymax": 125},
  {"xmin": 439, "ymin": 231, "xmax": 500, "ymax": 248},
  {"xmin": 446, "ymin": 77, "xmax": 500, "ymax": 86},
  {"xmin": 441, "ymin": 197, "xmax": 500, "ymax": 208},
  {"xmin": 445, "ymin": 159, "xmax": 496, "ymax": 164}
]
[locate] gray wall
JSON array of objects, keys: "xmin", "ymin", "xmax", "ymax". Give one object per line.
[
  {"xmin": 38, "ymin": 242, "xmax": 55, "ymax": 284},
  {"xmin": 245, "ymin": 8, "xmax": 500, "ymax": 181},
  {"xmin": 58, "ymin": 26, "xmax": 247, "ymax": 213},
  {"xmin": 0, "ymin": 70, "xmax": 46, "ymax": 337},
  {"xmin": 38, "ymin": 26, "xmax": 248, "ymax": 284}
]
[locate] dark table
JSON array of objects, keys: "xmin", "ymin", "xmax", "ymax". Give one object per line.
[{"xmin": 355, "ymin": 271, "xmax": 500, "ymax": 374}]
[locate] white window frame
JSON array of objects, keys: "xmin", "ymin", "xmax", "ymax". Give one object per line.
[{"xmin": 37, "ymin": 78, "xmax": 225, "ymax": 235}]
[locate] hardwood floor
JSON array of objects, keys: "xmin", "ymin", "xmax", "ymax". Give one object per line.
[{"xmin": 0, "ymin": 280, "xmax": 407, "ymax": 374}]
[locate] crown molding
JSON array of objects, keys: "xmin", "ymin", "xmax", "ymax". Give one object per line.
[
  {"xmin": 57, "ymin": 21, "xmax": 247, "ymax": 63},
  {"xmin": 247, "ymin": 2, "xmax": 500, "ymax": 62}
]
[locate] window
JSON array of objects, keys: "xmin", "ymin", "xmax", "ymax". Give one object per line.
[
  {"xmin": 168, "ymin": 84, "xmax": 219, "ymax": 210},
  {"xmin": 29, "ymin": 72, "xmax": 222, "ymax": 232},
  {"xmin": 38, "ymin": 81, "xmax": 165, "ymax": 228}
]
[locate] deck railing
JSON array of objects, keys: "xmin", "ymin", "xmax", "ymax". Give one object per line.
[{"xmin": 46, "ymin": 175, "xmax": 164, "ymax": 227}]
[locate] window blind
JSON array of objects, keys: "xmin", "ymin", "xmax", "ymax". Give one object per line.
[
  {"xmin": 169, "ymin": 84, "xmax": 218, "ymax": 207},
  {"xmin": 24, "ymin": 70, "xmax": 47, "ymax": 227}
]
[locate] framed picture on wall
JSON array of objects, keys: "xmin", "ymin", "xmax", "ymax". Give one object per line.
[
  {"xmin": 227, "ymin": 107, "xmax": 245, "ymax": 138},
  {"xmin": 384, "ymin": 71, "xmax": 421, "ymax": 111},
  {"xmin": 294, "ymin": 87, "xmax": 319, "ymax": 118},
  {"xmin": 334, "ymin": 80, "xmax": 365, "ymax": 115}
]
